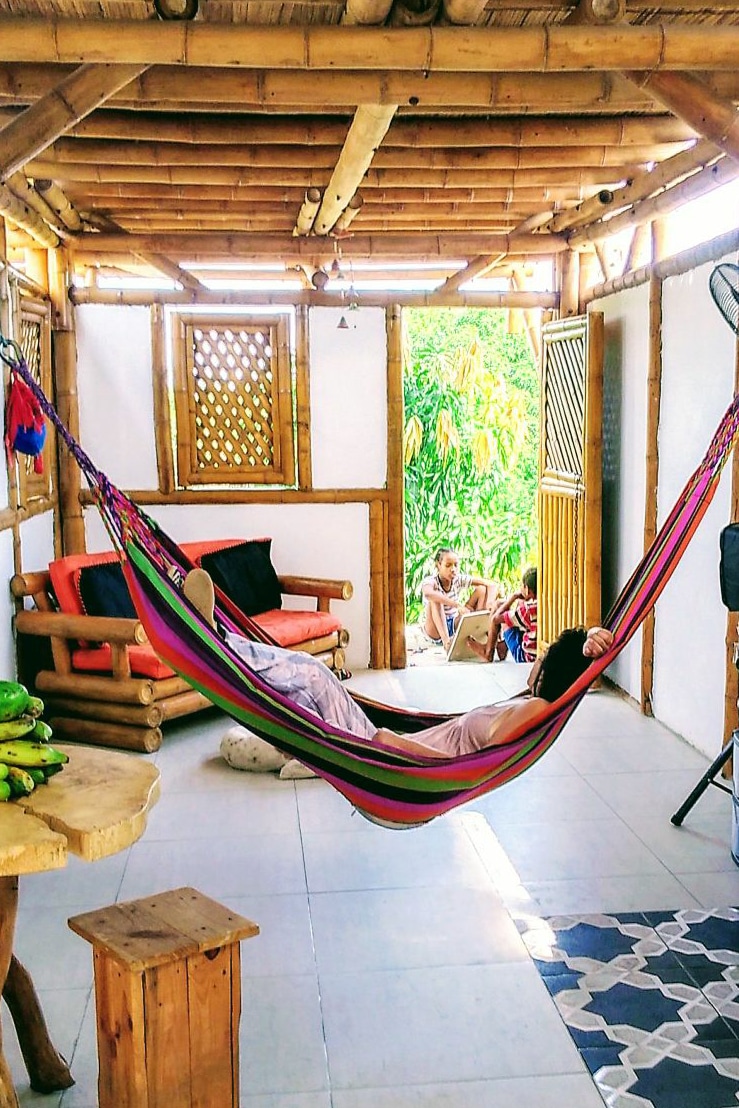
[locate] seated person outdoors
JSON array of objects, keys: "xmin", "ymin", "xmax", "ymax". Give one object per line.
[
  {"xmin": 183, "ymin": 568, "xmax": 613, "ymax": 766},
  {"xmin": 468, "ymin": 566, "xmax": 537, "ymax": 664},
  {"xmin": 421, "ymin": 546, "xmax": 498, "ymax": 651}
]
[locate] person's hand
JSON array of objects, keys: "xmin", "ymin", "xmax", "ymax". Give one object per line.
[{"xmin": 583, "ymin": 627, "xmax": 614, "ymax": 658}]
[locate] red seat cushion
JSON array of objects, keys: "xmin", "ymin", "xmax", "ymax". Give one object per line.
[
  {"xmin": 253, "ymin": 609, "xmax": 341, "ymax": 648},
  {"xmin": 71, "ymin": 644, "xmax": 175, "ymax": 680}
]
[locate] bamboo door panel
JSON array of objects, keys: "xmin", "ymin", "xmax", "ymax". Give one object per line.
[{"xmin": 538, "ymin": 313, "xmax": 603, "ymax": 652}]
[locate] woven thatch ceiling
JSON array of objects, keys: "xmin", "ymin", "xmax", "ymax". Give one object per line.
[{"xmin": 0, "ymin": 0, "xmax": 737, "ymax": 291}]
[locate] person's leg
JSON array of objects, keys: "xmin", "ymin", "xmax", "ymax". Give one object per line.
[
  {"xmin": 423, "ymin": 600, "xmax": 451, "ymax": 647},
  {"xmin": 502, "ymin": 627, "xmax": 526, "ymax": 663},
  {"xmin": 467, "ymin": 612, "xmax": 502, "ymax": 662},
  {"xmin": 466, "ymin": 582, "xmax": 498, "ymax": 612}
]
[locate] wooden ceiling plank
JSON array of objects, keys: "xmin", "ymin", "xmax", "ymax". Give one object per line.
[{"xmin": 0, "ymin": 63, "xmax": 148, "ymax": 181}]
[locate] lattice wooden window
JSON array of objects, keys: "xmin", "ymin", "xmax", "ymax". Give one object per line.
[
  {"xmin": 172, "ymin": 314, "xmax": 295, "ymax": 487},
  {"xmin": 15, "ymin": 297, "xmax": 54, "ymax": 507}
]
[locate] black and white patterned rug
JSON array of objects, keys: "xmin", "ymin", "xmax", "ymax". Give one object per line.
[{"xmin": 521, "ymin": 908, "xmax": 739, "ymax": 1108}]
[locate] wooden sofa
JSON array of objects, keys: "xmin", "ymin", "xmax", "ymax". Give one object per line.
[{"xmin": 11, "ymin": 538, "xmax": 352, "ymax": 753}]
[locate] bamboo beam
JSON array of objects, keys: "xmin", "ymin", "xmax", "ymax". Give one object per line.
[
  {"xmin": 27, "ymin": 160, "xmax": 636, "ymax": 190},
  {"xmin": 294, "ymin": 186, "xmax": 322, "ymax": 236},
  {"xmin": 70, "ymin": 286, "xmax": 560, "ymax": 309},
  {"xmin": 0, "ymin": 108, "xmax": 696, "ymax": 149},
  {"xmin": 33, "ymin": 179, "xmax": 82, "ymax": 231},
  {"xmin": 68, "ymin": 229, "xmax": 567, "ymax": 257},
  {"xmin": 430, "ymin": 252, "xmax": 506, "ymax": 299},
  {"xmin": 568, "ymin": 155, "xmax": 739, "ymax": 248},
  {"xmin": 1, "ymin": 21, "xmax": 739, "ymax": 73},
  {"xmin": 0, "ymin": 63, "xmax": 147, "ymax": 181},
  {"xmin": 313, "ymin": 104, "xmax": 397, "ymax": 236},
  {"xmin": 641, "ymin": 274, "xmax": 662, "ymax": 717},
  {"xmin": 53, "ymin": 327, "xmax": 85, "ymax": 553},
  {"xmin": 151, "ymin": 303, "xmax": 175, "ymax": 494},
  {"xmin": 625, "ymin": 70, "xmax": 739, "ymax": 164},
  {"xmin": 331, "ymin": 192, "xmax": 364, "ymax": 233},
  {"xmin": 442, "ymin": 0, "xmax": 488, "ymax": 25},
  {"xmin": 134, "ymin": 251, "xmax": 205, "ymax": 290},
  {"xmin": 41, "ymin": 136, "xmax": 689, "ymax": 170},
  {"xmin": 0, "ymin": 182, "xmax": 58, "ymax": 247},
  {"xmin": 0, "ymin": 66, "xmax": 704, "ymax": 114},
  {"xmin": 546, "ymin": 137, "xmax": 723, "ymax": 234},
  {"xmin": 386, "ymin": 303, "xmax": 406, "ymax": 670},
  {"xmin": 567, "ymin": 0, "xmax": 625, "ymax": 22},
  {"xmin": 6, "ymin": 172, "xmax": 62, "ymax": 231}
]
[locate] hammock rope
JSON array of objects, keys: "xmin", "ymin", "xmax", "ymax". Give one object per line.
[{"xmin": 2, "ymin": 335, "xmax": 738, "ymax": 827}]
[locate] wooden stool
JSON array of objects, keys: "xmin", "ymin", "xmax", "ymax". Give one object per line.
[{"xmin": 68, "ymin": 886, "xmax": 259, "ymax": 1108}]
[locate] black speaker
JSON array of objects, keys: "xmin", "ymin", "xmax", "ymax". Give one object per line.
[{"xmin": 719, "ymin": 523, "xmax": 739, "ymax": 610}]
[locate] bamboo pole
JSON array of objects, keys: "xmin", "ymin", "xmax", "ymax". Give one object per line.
[
  {"xmin": 48, "ymin": 246, "xmax": 72, "ymax": 331},
  {"xmin": 6, "ymin": 173, "xmax": 62, "ymax": 231},
  {"xmin": 641, "ymin": 274, "xmax": 662, "ymax": 717},
  {"xmin": 333, "ymin": 192, "xmax": 364, "ymax": 233},
  {"xmin": 33, "ymin": 179, "xmax": 82, "ymax": 232},
  {"xmin": 294, "ymin": 304, "xmax": 312, "ymax": 490},
  {"xmin": 386, "ymin": 303, "xmax": 406, "ymax": 670},
  {"xmin": 624, "ymin": 69, "xmax": 739, "ymax": 163},
  {"xmin": 43, "ymin": 136, "xmax": 689, "ymax": 170},
  {"xmin": 5, "ymin": 64, "xmax": 734, "ymax": 113},
  {"xmin": 66, "ymin": 229, "xmax": 567, "ymax": 258},
  {"xmin": 0, "ymin": 63, "xmax": 148, "ymax": 180},
  {"xmin": 558, "ymin": 249, "xmax": 580, "ymax": 316},
  {"xmin": 368, "ymin": 499, "xmax": 386, "ymax": 669},
  {"xmin": 2, "ymin": 21, "xmax": 739, "ymax": 72},
  {"xmin": 26, "ymin": 159, "xmax": 637, "ymax": 191},
  {"xmin": 150, "ymin": 303, "xmax": 175, "ymax": 495},
  {"xmin": 586, "ymin": 227, "xmax": 739, "ymax": 302},
  {"xmin": 546, "ymin": 137, "xmax": 722, "ymax": 234},
  {"xmin": 341, "ymin": 0, "xmax": 393, "ymax": 25},
  {"xmin": 294, "ymin": 187, "xmax": 322, "ymax": 237},
  {"xmin": 569, "ymin": 155, "xmax": 739, "ymax": 248},
  {"xmin": 431, "ymin": 252, "xmax": 506, "ymax": 298},
  {"xmin": 70, "ymin": 286, "xmax": 560, "ymax": 308},
  {"xmin": 313, "ymin": 105, "xmax": 398, "ymax": 236},
  {"xmin": 134, "ymin": 251, "xmax": 205, "ymax": 290},
  {"xmin": 52, "ymin": 328, "xmax": 85, "ymax": 553},
  {"xmin": 0, "ymin": 183, "xmax": 57, "ymax": 247},
  {"xmin": 6, "ymin": 108, "xmax": 695, "ymax": 149}
]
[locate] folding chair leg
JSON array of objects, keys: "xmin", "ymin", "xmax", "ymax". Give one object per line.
[{"xmin": 670, "ymin": 739, "xmax": 734, "ymax": 826}]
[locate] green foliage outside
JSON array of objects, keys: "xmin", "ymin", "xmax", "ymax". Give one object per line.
[{"xmin": 403, "ymin": 308, "xmax": 539, "ymax": 624}]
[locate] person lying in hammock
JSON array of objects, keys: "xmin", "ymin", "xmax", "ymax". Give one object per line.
[{"xmin": 183, "ymin": 569, "xmax": 613, "ymax": 759}]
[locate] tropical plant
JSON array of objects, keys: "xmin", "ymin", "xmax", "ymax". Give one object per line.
[{"xmin": 403, "ymin": 308, "xmax": 539, "ymax": 623}]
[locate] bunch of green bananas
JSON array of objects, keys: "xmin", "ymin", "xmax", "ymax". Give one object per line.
[{"xmin": 0, "ymin": 681, "xmax": 68, "ymax": 801}]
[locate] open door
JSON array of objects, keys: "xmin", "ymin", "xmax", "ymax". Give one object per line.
[{"xmin": 537, "ymin": 313, "xmax": 603, "ymax": 652}]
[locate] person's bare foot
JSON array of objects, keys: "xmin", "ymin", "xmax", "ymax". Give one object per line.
[
  {"xmin": 466, "ymin": 636, "xmax": 492, "ymax": 662},
  {"xmin": 183, "ymin": 568, "xmax": 216, "ymax": 628}
]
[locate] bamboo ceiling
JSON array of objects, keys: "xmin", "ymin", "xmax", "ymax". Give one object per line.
[{"xmin": 0, "ymin": 0, "xmax": 737, "ymax": 294}]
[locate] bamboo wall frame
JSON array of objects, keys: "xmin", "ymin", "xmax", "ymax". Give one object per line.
[{"xmin": 640, "ymin": 274, "xmax": 663, "ymax": 717}]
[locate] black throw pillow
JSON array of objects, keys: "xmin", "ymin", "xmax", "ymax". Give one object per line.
[
  {"xmin": 720, "ymin": 524, "xmax": 739, "ymax": 611},
  {"xmin": 200, "ymin": 540, "xmax": 282, "ymax": 617},
  {"xmin": 78, "ymin": 561, "xmax": 137, "ymax": 619}
]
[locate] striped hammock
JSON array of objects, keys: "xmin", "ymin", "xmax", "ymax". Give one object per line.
[{"xmin": 3, "ymin": 338, "xmax": 738, "ymax": 828}]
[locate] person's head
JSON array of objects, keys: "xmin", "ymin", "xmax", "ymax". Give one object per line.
[
  {"xmin": 527, "ymin": 627, "xmax": 589, "ymax": 702},
  {"xmin": 434, "ymin": 547, "xmax": 460, "ymax": 586},
  {"xmin": 521, "ymin": 566, "xmax": 537, "ymax": 599}
]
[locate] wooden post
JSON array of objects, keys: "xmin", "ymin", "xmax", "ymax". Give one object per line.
[
  {"xmin": 0, "ymin": 877, "xmax": 20, "ymax": 1108},
  {"xmin": 53, "ymin": 329, "xmax": 85, "ymax": 554},
  {"xmin": 295, "ymin": 305, "xmax": 312, "ymax": 490},
  {"xmin": 641, "ymin": 274, "xmax": 663, "ymax": 717},
  {"xmin": 369, "ymin": 499, "xmax": 388, "ymax": 669},
  {"xmin": 150, "ymin": 304, "xmax": 175, "ymax": 494},
  {"xmin": 558, "ymin": 249, "xmax": 580, "ymax": 316},
  {"xmin": 386, "ymin": 304, "xmax": 406, "ymax": 669}
]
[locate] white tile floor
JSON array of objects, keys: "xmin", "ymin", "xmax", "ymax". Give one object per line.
[{"xmin": 6, "ymin": 659, "xmax": 739, "ymax": 1108}]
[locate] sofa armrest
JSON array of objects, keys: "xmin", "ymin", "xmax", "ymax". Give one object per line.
[
  {"xmin": 14, "ymin": 610, "xmax": 147, "ymax": 646},
  {"xmin": 277, "ymin": 575, "xmax": 353, "ymax": 614}
]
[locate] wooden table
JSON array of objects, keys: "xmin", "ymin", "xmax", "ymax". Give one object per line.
[{"xmin": 0, "ymin": 744, "xmax": 160, "ymax": 1108}]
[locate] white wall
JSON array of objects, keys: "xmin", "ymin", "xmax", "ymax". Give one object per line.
[
  {"xmin": 78, "ymin": 303, "xmax": 389, "ymax": 669},
  {"xmin": 651, "ymin": 260, "xmax": 737, "ymax": 757}
]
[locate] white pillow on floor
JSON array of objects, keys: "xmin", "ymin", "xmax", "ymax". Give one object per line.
[{"xmin": 220, "ymin": 725, "xmax": 289, "ymax": 772}]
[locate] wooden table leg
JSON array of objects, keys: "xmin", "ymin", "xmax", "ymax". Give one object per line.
[
  {"xmin": 0, "ymin": 876, "xmax": 20, "ymax": 1108},
  {"xmin": 3, "ymin": 956, "xmax": 74, "ymax": 1092}
]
